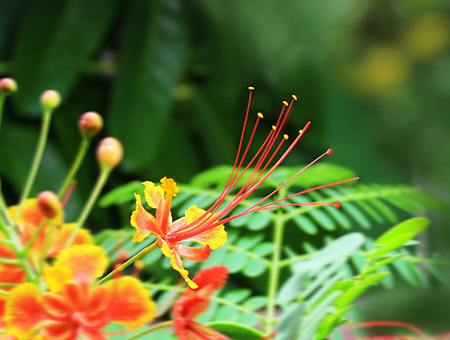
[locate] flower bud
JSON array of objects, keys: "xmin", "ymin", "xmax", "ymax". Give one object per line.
[
  {"xmin": 0, "ymin": 78, "xmax": 18, "ymax": 95},
  {"xmin": 40, "ymin": 90, "xmax": 61, "ymax": 111},
  {"xmin": 37, "ymin": 191, "xmax": 62, "ymax": 219},
  {"xmin": 78, "ymin": 111, "xmax": 103, "ymax": 137},
  {"xmin": 96, "ymin": 137, "xmax": 123, "ymax": 168}
]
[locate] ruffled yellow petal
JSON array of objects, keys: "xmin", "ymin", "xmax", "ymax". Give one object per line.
[
  {"xmin": 160, "ymin": 177, "xmax": 178, "ymax": 197},
  {"xmin": 43, "ymin": 264, "xmax": 72, "ymax": 293},
  {"xmin": 4, "ymin": 283, "xmax": 49, "ymax": 340},
  {"xmin": 185, "ymin": 205, "xmax": 227, "ymax": 250},
  {"xmin": 104, "ymin": 276, "xmax": 156, "ymax": 329},
  {"xmin": 45, "ymin": 245, "xmax": 109, "ymax": 290},
  {"xmin": 143, "ymin": 181, "xmax": 165, "ymax": 209},
  {"xmin": 161, "ymin": 243, "xmax": 198, "ymax": 289}
]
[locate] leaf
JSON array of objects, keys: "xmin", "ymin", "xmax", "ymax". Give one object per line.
[
  {"xmin": 12, "ymin": 0, "xmax": 117, "ymax": 113},
  {"xmin": 375, "ymin": 217, "xmax": 430, "ymax": 246},
  {"xmin": 108, "ymin": 0, "xmax": 187, "ymax": 171},
  {"xmin": 243, "ymin": 258, "xmax": 267, "ymax": 277},
  {"xmin": 99, "ymin": 181, "xmax": 142, "ymax": 207},
  {"xmin": 207, "ymin": 322, "xmax": 266, "ymax": 340}
]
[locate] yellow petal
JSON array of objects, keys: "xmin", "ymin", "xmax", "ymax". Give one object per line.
[
  {"xmin": 161, "ymin": 243, "xmax": 198, "ymax": 289},
  {"xmin": 184, "ymin": 205, "xmax": 227, "ymax": 250},
  {"xmin": 43, "ymin": 264, "xmax": 72, "ymax": 293},
  {"xmin": 143, "ymin": 181, "xmax": 165, "ymax": 209},
  {"xmin": 160, "ymin": 177, "xmax": 178, "ymax": 197}
]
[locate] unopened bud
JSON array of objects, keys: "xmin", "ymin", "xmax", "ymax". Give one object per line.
[
  {"xmin": 37, "ymin": 191, "xmax": 62, "ymax": 218},
  {"xmin": 79, "ymin": 111, "xmax": 103, "ymax": 137},
  {"xmin": 96, "ymin": 137, "xmax": 123, "ymax": 168},
  {"xmin": 0, "ymin": 78, "xmax": 18, "ymax": 95},
  {"xmin": 40, "ymin": 90, "xmax": 61, "ymax": 111}
]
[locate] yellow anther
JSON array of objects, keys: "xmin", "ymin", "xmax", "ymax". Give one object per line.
[
  {"xmin": 283, "ymin": 101, "xmax": 288, "ymax": 106},
  {"xmin": 161, "ymin": 177, "xmax": 179, "ymax": 197},
  {"xmin": 272, "ymin": 125, "xmax": 277, "ymax": 130},
  {"xmin": 283, "ymin": 134, "xmax": 289, "ymax": 140},
  {"xmin": 257, "ymin": 112, "xmax": 264, "ymax": 119},
  {"xmin": 248, "ymin": 86, "xmax": 255, "ymax": 90},
  {"xmin": 299, "ymin": 129, "xmax": 303, "ymax": 134},
  {"xmin": 292, "ymin": 94, "xmax": 298, "ymax": 101}
]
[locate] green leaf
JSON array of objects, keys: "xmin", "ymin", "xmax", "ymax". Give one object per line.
[
  {"xmin": 223, "ymin": 289, "xmax": 251, "ymax": 304},
  {"xmin": 108, "ymin": 0, "xmax": 187, "ymax": 171},
  {"xmin": 207, "ymin": 322, "xmax": 266, "ymax": 340},
  {"xmin": 12, "ymin": 0, "xmax": 117, "ymax": 113},
  {"xmin": 243, "ymin": 258, "xmax": 267, "ymax": 277},
  {"xmin": 375, "ymin": 217, "xmax": 430, "ymax": 246}
]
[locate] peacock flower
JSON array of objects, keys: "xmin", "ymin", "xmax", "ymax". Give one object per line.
[
  {"xmin": 131, "ymin": 87, "xmax": 358, "ymax": 288},
  {"xmin": 173, "ymin": 266, "xmax": 273, "ymax": 340},
  {"xmin": 4, "ymin": 244, "xmax": 156, "ymax": 340},
  {"xmin": 1, "ymin": 199, "xmax": 93, "ymax": 260}
]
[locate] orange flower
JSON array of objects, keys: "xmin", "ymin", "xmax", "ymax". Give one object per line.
[
  {"xmin": 4, "ymin": 245, "xmax": 156, "ymax": 340},
  {"xmin": 173, "ymin": 266, "xmax": 273, "ymax": 340},
  {"xmin": 131, "ymin": 88, "xmax": 358, "ymax": 287}
]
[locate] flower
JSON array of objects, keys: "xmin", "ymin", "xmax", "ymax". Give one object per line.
[
  {"xmin": 4, "ymin": 244, "xmax": 155, "ymax": 340},
  {"xmin": 173, "ymin": 266, "xmax": 273, "ymax": 340},
  {"xmin": 131, "ymin": 88, "xmax": 358, "ymax": 287}
]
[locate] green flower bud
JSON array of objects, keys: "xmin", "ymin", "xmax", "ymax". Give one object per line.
[
  {"xmin": 40, "ymin": 90, "xmax": 61, "ymax": 111},
  {"xmin": 0, "ymin": 78, "xmax": 18, "ymax": 95}
]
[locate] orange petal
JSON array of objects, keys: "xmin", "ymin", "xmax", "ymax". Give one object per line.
[
  {"xmin": 47, "ymin": 223, "xmax": 94, "ymax": 258},
  {"xmin": 191, "ymin": 266, "xmax": 229, "ymax": 293},
  {"xmin": 142, "ymin": 181, "xmax": 165, "ymax": 209},
  {"xmin": 41, "ymin": 321, "xmax": 77, "ymax": 340},
  {"xmin": 4, "ymin": 283, "xmax": 50, "ymax": 339},
  {"xmin": 184, "ymin": 205, "xmax": 227, "ymax": 250},
  {"xmin": 177, "ymin": 244, "xmax": 210, "ymax": 262},
  {"xmin": 42, "ymin": 293, "xmax": 71, "ymax": 318},
  {"xmin": 0, "ymin": 264, "xmax": 26, "ymax": 289},
  {"xmin": 161, "ymin": 243, "xmax": 198, "ymax": 289},
  {"xmin": 131, "ymin": 194, "xmax": 163, "ymax": 242},
  {"xmin": 104, "ymin": 276, "xmax": 156, "ymax": 329},
  {"xmin": 44, "ymin": 264, "xmax": 73, "ymax": 293}
]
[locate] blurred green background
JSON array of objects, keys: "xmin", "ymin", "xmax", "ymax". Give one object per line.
[{"xmin": 0, "ymin": 0, "xmax": 449, "ymax": 334}]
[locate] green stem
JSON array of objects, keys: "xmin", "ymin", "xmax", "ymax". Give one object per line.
[
  {"xmin": 66, "ymin": 167, "xmax": 111, "ymax": 248},
  {"xmin": 0, "ymin": 94, "xmax": 5, "ymax": 138},
  {"xmin": 125, "ymin": 320, "xmax": 173, "ymax": 340},
  {"xmin": 0, "ymin": 258, "xmax": 20, "ymax": 265},
  {"xmin": 0, "ymin": 289, "xmax": 10, "ymax": 297},
  {"xmin": 58, "ymin": 136, "xmax": 91, "ymax": 199},
  {"xmin": 0, "ymin": 283, "xmax": 17, "ymax": 288},
  {"xmin": 97, "ymin": 241, "xmax": 159, "ymax": 285},
  {"xmin": 265, "ymin": 212, "xmax": 286, "ymax": 333},
  {"xmin": 38, "ymin": 224, "xmax": 54, "ymax": 275},
  {"xmin": 13, "ymin": 109, "xmax": 53, "ymax": 224}
]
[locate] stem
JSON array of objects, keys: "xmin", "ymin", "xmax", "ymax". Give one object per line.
[
  {"xmin": 0, "ymin": 283, "xmax": 18, "ymax": 288},
  {"xmin": 0, "ymin": 258, "xmax": 20, "ymax": 265},
  {"xmin": 58, "ymin": 136, "xmax": 91, "ymax": 199},
  {"xmin": 265, "ymin": 191, "xmax": 287, "ymax": 333},
  {"xmin": 125, "ymin": 320, "xmax": 173, "ymax": 340},
  {"xmin": 0, "ymin": 94, "xmax": 5, "ymax": 138},
  {"xmin": 97, "ymin": 241, "xmax": 159, "ymax": 285},
  {"xmin": 13, "ymin": 109, "xmax": 53, "ymax": 224},
  {"xmin": 65, "ymin": 167, "xmax": 111, "ymax": 248},
  {"xmin": 0, "ymin": 289, "xmax": 10, "ymax": 297}
]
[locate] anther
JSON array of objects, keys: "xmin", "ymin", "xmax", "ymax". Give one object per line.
[
  {"xmin": 283, "ymin": 134, "xmax": 289, "ymax": 140},
  {"xmin": 292, "ymin": 95, "xmax": 298, "ymax": 101},
  {"xmin": 326, "ymin": 148, "xmax": 333, "ymax": 156},
  {"xmin": 257, "ymin": 112, "xmax": 264, "ymax": 119},
  {"xmin": 272, "ymin": 125, "xmax": 277, "ymax": 131},
  {"xmin": 334, "ymin": 202, "xmax": 341, "ymax": 209},
  {"xmin": 298, "ymin": 129, "xmax": 303, "ymax": 134},
  {"xmin": 248, "ymin": 86, "xmax": 255, "ymax": 90},
  {"xmin": 282, "ymin": 101, "xmax": 288, "ymax": 106}
]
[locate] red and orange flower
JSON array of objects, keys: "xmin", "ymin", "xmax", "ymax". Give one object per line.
[
  {"xmin": 4, "ymin": 244, "xmax": 155, "ymax": 340},
  {"xmin": 131, "ymin": 87, "xmax": 358, "ymax": 287}
]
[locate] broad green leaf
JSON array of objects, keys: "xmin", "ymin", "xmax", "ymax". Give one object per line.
[
  {"xmin": 360, "ymin": 253, "xmax": 405, "ymax": 277},
  {"xmin": 276, "ymin": 303, "xmax": 304, "ymax": 340},
  {"xmin": 109, "ymin": 0, "xmax": 187, "ymax": 171},
  {"xmin": 12, "ymin": 0, "xmax": 116, "ymax": 113},
  {"xmin": 223, "ymin": 289, "xmax": 251, "ymax": 304},
  {"xmin": 243, "ymin": 296, "xmax": 268, "ymax": 311},
  {"xmin": 277, "ymin": 272, "xmax": 304, "ymax": 304},
  {"xmin": 235, "ymin": 234, "xmax": 264, "ymax": 250},
  {"xmin": 247, "ymin": 212, "xmax": 272, "ymax": 230},
  {"xmin": 375, "ymin": 217, "xmax": 430, "ymax": 246},
  {"xmin": 207, "ymin": 322, "xmax": 266, "ymax": 340},
  {"xmin": 243, "ymin": 258, "xmax": 267, "ymax": 277}
]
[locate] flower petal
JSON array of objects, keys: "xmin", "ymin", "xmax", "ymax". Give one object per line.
[
  {"xmin": 184, "ymin": 205, "xmax": 227, "ymax": 250},
  {"xmin": 176, "ymin": 244, "xmax": 211, "ymax": 262},
  {"xmin": 103, "ymin": 276, "xmax": 156, "ymax": 329},
  {"xmin": 47, "ymin": 223, "xmax": 94, "ymax": 257},
  {"xmin": 160, "ymin": 177, "xmax": 179, "ymax": 197},
  {"xmin": 41, "ymin": 321, "xmax": 77, "ymax": 340},
  {"xmin": 143, "ymin": 181, "xmax": 165, "ymax": 209},
  {"xmin": 45, "ymin": 245, "xmax": 109, "ymax": 290},
  {"xmin": 130, "ymin": 193, "xmax": 163, "ymax": 242},
  {"xmin": 161, "ymin": 243, "xmax": 198, "ymax": 289},
  {"xmin": 5, "ymin": 283, "xmax": 50, "ymax": 339}
]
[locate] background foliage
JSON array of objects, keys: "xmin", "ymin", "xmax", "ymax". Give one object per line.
[{"xmin": 0, "ymin": 0, "xmax": 449, "ymax": 336}]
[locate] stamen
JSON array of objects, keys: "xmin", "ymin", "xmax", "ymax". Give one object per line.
[
  {"xmin": 292, "ymin": 94, "xmax": 298, "ymax": 101},
  {"xmin": 257, "ymin": 112, "xmax": 264, "ymax": 119},
  {"xmin": 272, "ymin": 125, "xmax": 276, "ymax": 130},
  {"xmin": 282, "ymin": 101, "xmax": 288, "ymax": 106},
  {"xmin": 283, "ymin": 134, "xmax": 288, "ymax": 140},
  {"xmin": 326, "ymin": 148, "xmax": 333, "ymax": 156},
  {"xmin": 248, "ymin": 86, "xmax": 255, "ymax": 90}
]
